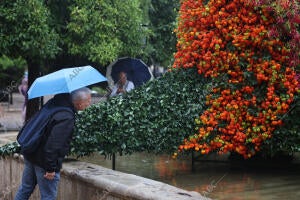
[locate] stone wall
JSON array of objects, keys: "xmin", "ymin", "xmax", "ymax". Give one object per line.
[{"xmin": 0, "ymin": 154, "xmax": 210, "ymax": 200}]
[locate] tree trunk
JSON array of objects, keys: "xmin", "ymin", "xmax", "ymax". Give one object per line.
[{"xmin": 25, "ymin": 59, "xmax": 41, "ymax": 121}]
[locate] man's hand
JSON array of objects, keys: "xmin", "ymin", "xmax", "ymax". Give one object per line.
[
  {"xmin": 44, "ymin": 172, "xmax": 55, "ymax": 180},
  {"xmin": 117, "ymin": 88, "xmax": 125, "ymax": 94}
]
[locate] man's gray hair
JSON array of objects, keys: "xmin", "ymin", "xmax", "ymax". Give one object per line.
[{"xmin": 71, "ymin": 87, "xmax": 91, "ymax": 101}]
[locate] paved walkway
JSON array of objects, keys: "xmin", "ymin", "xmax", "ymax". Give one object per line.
[
  {"xmin": 0, "ymin": 93, "xmax": 24, "ymax": 132},
  {"xmin": 0, "ymin": 92, "xmax": 107, "ymax": 133}
]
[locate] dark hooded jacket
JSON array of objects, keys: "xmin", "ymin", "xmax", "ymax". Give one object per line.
[{"xmin": 24, "ymin": 93, "xmax": 75, "ymax": 172}]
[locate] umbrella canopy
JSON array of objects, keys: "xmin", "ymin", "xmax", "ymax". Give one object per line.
[
  {"xmin": 28, "ymin": 65, "xmax": 107, "ymax": 99},
  {"xmin": 106, "ymin": 57, "xmax": 153, "ymax": 88}
]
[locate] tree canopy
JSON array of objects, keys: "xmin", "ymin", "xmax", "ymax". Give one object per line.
[
  {"xmin": 1, "ymin": 0, "xmax": 179, "ymax": 117},
  {"xmin": 0, "ymin": 0, "xmax": 60, "ymax": 60},
  {"xmin": 147, "ymin": 0, "xmax": 180, "ymax": 67},
  {"xmin": 66, "ymin": 0, "xmax": 148, "ymax": 66}
]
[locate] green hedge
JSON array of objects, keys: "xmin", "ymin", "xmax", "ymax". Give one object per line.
[
  {"xmin": 70, "ymin": 68, "xmax": 209, "ymax": 157},
  {"xmin": 260, "ymin": 94, "xmax": 300, "ymax": 157},
  {"xmin": 0, "ymin": 141, "xmax": 20, "ymax": 157},
  {"xmin": 1, "ymin": 68, "xmax": 209, "ymax": 158},
  {"xmin": 2, "ymin": 68, "xmax": 299, "ymax": 159}
]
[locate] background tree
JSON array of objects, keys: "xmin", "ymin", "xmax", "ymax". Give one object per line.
[
  {"xmin": 0, "ymin": 0, "xmax": 156, "ymax": 117},
  {"xmin": 44, "ymin": 0, "xmax": 74, "ymax": 69},
  {"xmin": 147, "ymin": 0, "xmax": 180, "ymax": 68},
  {"xmin": 1, "ymin": 0, "xmax": 180, "ymax": 85},
  {"xmin": 66, "ymin": 0, "xmax": 179, "ymax": 68},
  {"xmin": 0, "ymin": 0, "xmax": 60, "ymax": 118},
  {"xmin": 66, "ymin": 0, "xmax": 148, "ymax": 66},
  {"xmin": 0, "ymin": 55, "xmax": 26, "ymax": 89}
]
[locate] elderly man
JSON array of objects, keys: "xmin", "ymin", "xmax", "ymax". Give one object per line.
[
  {"xmin": 110, "ymin": 71, "xmax": 134, "ymax": 97},
  {"xmin": 14, "ymin": 87, "xmax": 91, "ymax": 200}
]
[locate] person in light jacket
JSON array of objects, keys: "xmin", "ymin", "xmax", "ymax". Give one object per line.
[{"xmin": 110, "ymin": 71, "xmax": 134, "ymax": 97}]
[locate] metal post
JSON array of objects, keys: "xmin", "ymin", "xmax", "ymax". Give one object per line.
[
  {"xmin": 192, "ymin": 151, "xmax": 195, "ymax": 172},
  {"xmin": 112, "ymin": 153, "xmax": 116, "ymax": 170},
  {"xmin": 9, "ymin": 92, "xmax": 13, "ymax": 104}
]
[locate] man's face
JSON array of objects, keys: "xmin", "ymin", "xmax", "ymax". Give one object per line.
[
  {"xmin": 119, "ymin": 73, "xmax": 127, "ymax": 85},
  {"xmin": 73, "ymin": 95, "xmax": 92, "ymax": 111}
]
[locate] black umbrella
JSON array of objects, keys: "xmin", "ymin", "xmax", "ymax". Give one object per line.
[{"xmin": 106, "ymin": 57, "xmax": 153, "ymax": 87}]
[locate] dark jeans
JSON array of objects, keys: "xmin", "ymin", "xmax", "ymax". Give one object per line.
[{"xmin": 14, "ymin": 159, "xmax": 60, "ymax": 200}]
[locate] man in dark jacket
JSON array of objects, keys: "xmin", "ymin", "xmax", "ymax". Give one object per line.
[{"xmin": 14, "ymin": 87, "xmax": 91, "ymax": 200}]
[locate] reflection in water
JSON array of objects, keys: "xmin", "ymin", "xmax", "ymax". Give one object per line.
[{"xmin": 78, "ymin": 152, "xmax": 300, "ymax": 200}]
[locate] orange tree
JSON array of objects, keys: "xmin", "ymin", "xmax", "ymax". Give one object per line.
[{"xmin": 173, "ymin": 0, "xmax": 300, "ymax": 159}]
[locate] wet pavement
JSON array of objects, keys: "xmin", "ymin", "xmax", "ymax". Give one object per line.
[
  {"xmin": 0, "ymin": 93, "xmax": 24, "ymax": 132},
  {"xmin": 0, "ymin": 92, "xmax": 107, "ymax": 132}
]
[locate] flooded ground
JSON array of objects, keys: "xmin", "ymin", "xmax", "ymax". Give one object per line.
[{"xmin": 79, "ymin": 152, "xmax": 300, "ymax": 200}]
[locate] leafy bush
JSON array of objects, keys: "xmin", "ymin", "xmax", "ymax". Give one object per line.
[
  {"xmin": 173, "ymin": 0, "xmax": 300, "ymax": 159},
  {"xmin": 70, "ymin": 68, "xmax": 209, "ymax": 157},
  {"xmin": 260, "ymin": 94, "xmax": 300, "ymax": 156},
  {"xmin": 1, "ymin": 67, "xmax": 299, "ymax": 159},
  {"xmin": 0, "ymin": 142, "xmax": 20, "ymax": 158}
]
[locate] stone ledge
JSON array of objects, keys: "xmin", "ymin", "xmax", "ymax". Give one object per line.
[
  {"xmin": 6, "ymin": 154, "xmax": 209, "ymax": 200},
  {"xmin": 62, "ymin": 161, "xmax": 208, "ymax": 200},
  {"xmin": 62, "ymin": 161, "xmax": 209, "ymax": 200}
]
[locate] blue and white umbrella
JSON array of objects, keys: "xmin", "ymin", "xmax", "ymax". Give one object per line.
[{"xmin": 28, "ymin": 65, "xmax": 107, "ymax": 99}]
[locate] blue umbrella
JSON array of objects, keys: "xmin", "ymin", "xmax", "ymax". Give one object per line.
[
  {"xmin": 28, "ymin": 65, "xmax": 107, "ymax": 99},
  {"xmin": 106, "ymin": 57, "xmax": 153, "ymax": 88}
]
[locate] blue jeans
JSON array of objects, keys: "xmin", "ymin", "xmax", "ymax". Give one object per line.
[{"xmin": 14, "ymin": 159, "xmax": 60, "ymax": 200}]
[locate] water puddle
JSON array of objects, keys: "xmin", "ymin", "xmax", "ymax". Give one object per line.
[{"xmin": 78, "ymin": 152, "xmax": 300, "ymax": 200}]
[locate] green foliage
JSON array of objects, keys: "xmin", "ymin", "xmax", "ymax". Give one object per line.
[
  {"xmin": 71, "ymin": 68, "xmax": 209, "ymax": 157},
  {"xmin": 0, "ymin": 0, "xmax": 179, "ymax": 71},
  {"xmin": 0, "ymin": 0, "xmax": 60, "ymax": 59},
  {"xmin": 0, "ymin": 55, "xmax": 27, "ymax": 88},
  {"xmin": 261, "ymin": 94, "xmax": 300, "ymax": 156},
  {"xmin": 0, "ymin": 142, "xmax": 20, "ymax": 158},
  {"xmin": 0, "ymin": 55, "xmax": 26, "ymax": 71},
  {"xmin": 67, "ymin": 0, "xmax": 147, "ymax": 65},
  {"xmin": 147, "ymin": 0, "xmax": 180, "ymax": 67},
  {"xmin": 0, "ymin": 0, "xmax": 60, "ymax": 120}
]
